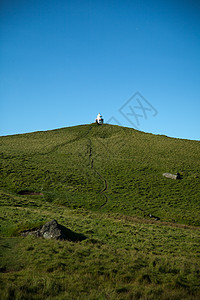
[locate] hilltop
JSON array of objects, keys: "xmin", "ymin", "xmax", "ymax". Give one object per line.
[
  {"xmin": 0, "ymin": 124, "xmax": 200, "ymax": 299},
  {"xmin": 1, "ymin": 123, "xmax": 200, "ymax": 225}
]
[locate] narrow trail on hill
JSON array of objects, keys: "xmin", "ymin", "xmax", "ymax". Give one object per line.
[
  {"xmin": 40, "ymin": 123, "xmax": 109, "ymax": 209},
  {"xmin": 87, "ymin": 137, "xmax": 109, "ymax": 209},
  {"xmin": 40, "ymin": 125, "xmax": 93, "ymax": 155}
]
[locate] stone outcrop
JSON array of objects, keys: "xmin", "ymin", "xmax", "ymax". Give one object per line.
[
  {"xmin": 21, "ymin": 219, "xmax": 86, "ymax": 242},
  {"xmin": 163, "ymin": 172, "xmax": 181, "ymax": 180},
  {"xmin": 40, "ymin": 219, "xmax": 66, "ymax": 240}
]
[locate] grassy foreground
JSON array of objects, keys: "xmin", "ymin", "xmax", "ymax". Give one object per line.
[{"xmin": 0, "ymin": 124, "xmax": 200, "ymax": 299}]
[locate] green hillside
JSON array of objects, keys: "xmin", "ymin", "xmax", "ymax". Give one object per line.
[
  {"xmin": 0, "ymin": 124, "xmax": 200, "ymax": 299},
  {"xmin": 1, "ymin": 123, "xmax": 200, "ymax": 225}
]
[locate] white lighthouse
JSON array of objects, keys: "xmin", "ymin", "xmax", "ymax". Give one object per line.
[{"xmin": 95, "ymin": 113, "xmax": 104, "ymax": 125}]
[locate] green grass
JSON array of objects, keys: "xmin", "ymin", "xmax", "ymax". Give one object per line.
[{"xmin": 0, "ymin": 124, "xmax": 200, "ymax": 299}]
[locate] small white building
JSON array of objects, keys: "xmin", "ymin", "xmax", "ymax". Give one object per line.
[{"xmin": 96, "ymin": 113, "xmax": 104, "ymax": 125}]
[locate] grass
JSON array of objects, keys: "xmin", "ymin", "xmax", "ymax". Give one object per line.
[{"xmin": 0, "ymin": 124, "xmax": 200, "ymax": 299}]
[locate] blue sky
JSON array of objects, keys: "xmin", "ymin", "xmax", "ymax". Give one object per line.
[{"xmin": 1, "ymin": 0, "xmax": 200, "ymax": 140}]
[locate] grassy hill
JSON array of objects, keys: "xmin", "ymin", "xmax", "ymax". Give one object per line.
[{"xmin": 0, "ymin": 124, "xmax": 200, "ymax": 299}]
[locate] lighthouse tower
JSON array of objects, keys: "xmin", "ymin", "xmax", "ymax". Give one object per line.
[{"xmin": 96, "ymin": 113, "xmax": 104, "ymax": 125}]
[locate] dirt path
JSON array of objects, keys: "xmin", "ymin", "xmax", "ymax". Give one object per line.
[
  {"xmin": 87, "ymin": 138, "xmax": 109, "ymax": 209},
  {"xmin": 40, "ymin": 125, "xmax": 93, "ymax": 155},
  {"xmin": 36, "ymin": 123, "xmax": 109, "ymax": 209}
]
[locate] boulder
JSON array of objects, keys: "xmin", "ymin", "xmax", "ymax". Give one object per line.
[
  {"xmin": 162, "ymin": 172, "xmax": 181, "ymax": 180},
  {"xmin": 21, "ymin": 220, "xmax": 86, "ymax": 241},
  {"xmin": 40, "ymin": 219, "xmax": 66, "ymax": 240}
]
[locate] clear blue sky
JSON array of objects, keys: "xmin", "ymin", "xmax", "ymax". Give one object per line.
[{"xmin": 1, "ymin": 0, "xmax": 200, "ymax": 140}]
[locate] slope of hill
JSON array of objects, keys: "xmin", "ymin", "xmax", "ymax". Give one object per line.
[
  {"xmin": 0, "ymin": 124, "xmax": 200, "ymax": 299},
  {"xmin": 1, "ymin": 123, "xmax": 200, "ymax": 225}
]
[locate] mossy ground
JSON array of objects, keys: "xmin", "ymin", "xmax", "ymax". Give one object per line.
[{"xmin": 0, "ymin": 124, "xmax": 200, "ymax": 299}]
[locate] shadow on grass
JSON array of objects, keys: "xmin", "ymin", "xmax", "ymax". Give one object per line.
[{"xmin": 58, "ymin": 224, "xmax": 87, "ymax": 242}]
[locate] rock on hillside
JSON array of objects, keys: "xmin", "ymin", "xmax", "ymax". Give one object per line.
[
  {"xmin": 22, "ymin": 219, "xmax": 86, "ymax": 241},
  {"xmin": 40, "ymin": 219, "xmax": 66, "ymax": 240}
]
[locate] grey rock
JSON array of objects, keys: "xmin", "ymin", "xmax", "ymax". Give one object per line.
[
  {"xmin": 21, "ymin": 220, "xmax": 86, "ymax": 241},
  {"xmin": 163, "ymin": 173, "xmax": 181, "ymax": 180},
  {"xmin": 40, "ymin": 219, "xmax": 66, "ymax": 240}
]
